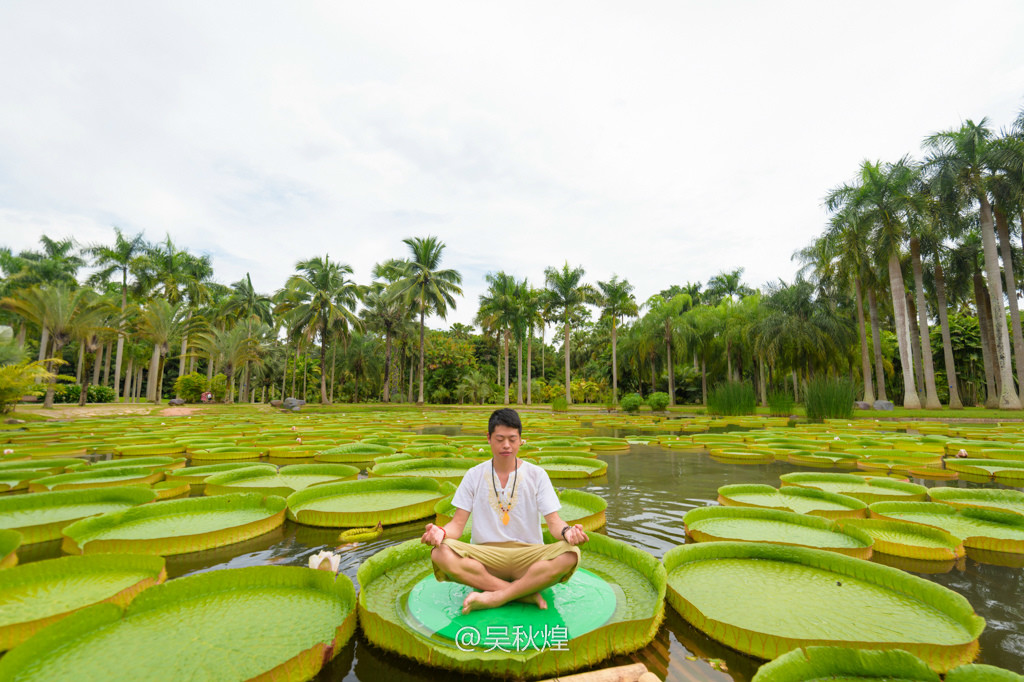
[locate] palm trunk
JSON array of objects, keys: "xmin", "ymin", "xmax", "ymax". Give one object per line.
[
  {"xmin": 43, "ymin": 341, "xmax": 65, "ymax": 408},
  {"xmin": 540, "ymin": 325, "xmax": 546, "ymax": 381},
  {"xmin": 909, "ymin": 238, "xmax": 940, "ymax": 408},
  {"xmin": 906, "ymin": 293, "xmax": 926, "ymax": 397},
  {"xmin": 319, "ymin": 325, "xmax": 329, "ymax": 404},
  {"xmin": 974, "ymin": 270, "xmax": 1000, "ymax": 408},
  {"xmin": 135, "ymin": 366, "xmax": 143, "ymax": 402},
  {"xmin": 563, "ymin": 320, "xmax": 572, "ymax": 404},
  {"xmin": 146, "ymin": 345, "xmax": 161, "ymax": 402},
  {"xmin": 224, "ymin": 362, "xmax": 235, "ymax": 404},
  {"xmin": 407, "ymin": 350, "xmax": 414, "ymax": 403},
  {"xmin": 37, "ymin": 327, "xmax": 49, "ymax": 365},
  {"xmin": 503, "ymin": 329, "xmax": 510, "ymax": 405},
  {"xmin": 665, "ymin": 322, "xmax": 676, "ymax": 407},
  {"xmin": 792, "ymin": 368, "xmax": 799, "ymax": 403},
  {"xmin": 611, "ymin": 319, "xmax": 619, "ymax": 404},
  {"xmin": 124, "ymin": 356, "xmax": 134, "ymax": 404},
  {"xmin": 867, "ymin": 287, "xmax": 887, "ymax": 401},
  {"xmin": 934, "ymin": 256, "xmax": 962, "ymax": 408},
  {"xmin": 700, "ymin": 357, "xmax": 707, "ymax": 405},
  {"xmin": 330, "ymin": 343, "xmax": 337, "ymax": 403},
  {"xmin": 516, "ymin": 334, "xmax": 523, "ymax": 405},
  {"xmin": 978, "ymin": 194, "xmax": 1021, "ymax": 408},
  {"xmin": 526, "ymin": 330, "xmax": 533, "ymax": 405},
  {"xmin": 995, "ymin": 206, "xmax": 1024, "ymax": 390},
  {"xmin": 78, "ymin": 352, "xmax": 92, "ymax": 406},
  {"xmin": 280, "ymin": 344, "xmax": 289, "ymax": 398},
  {"xmin": 417, "ymin": 308, "xmax": 426, "ymax": 405},
  {"xmin": 854, "ymin": 276, "xmax": 875, "ymax": 403},
  {"xmin": 887, "ymin": 252, "xmax": 921, "ymax": 408},
  {"xmin": 382, "ymin": 332, "xmax": 392, "ymax": 402},
  {"xmin": 291, "ymin": 342, "xmax": 298, "ymax": 397},
  {"xmin": 758, "ymin": 355, "xmax": 767, "ymax": 406},
  {"xmin": 102, "ymin": 341, "xmax": 112, "ymax": 386},
  {"xmin": 178, "ymin": 310, "xmax": 192, "ymax": 390},
  {"xmin": 76, "ymin": 344, "xmax": 84, "ymax": 383},
  {"xmin": 93, "ymin": 343, "xmax": 104, "ymax": 385}
]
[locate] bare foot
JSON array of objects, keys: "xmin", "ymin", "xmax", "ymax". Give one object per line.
[
  {"xmin": 515, "ymin": 592, "xmax": 548, "ymax": 610},
  {"xmin": 462, "ymin": 590, "xmax": 501, "ymax": 614}
]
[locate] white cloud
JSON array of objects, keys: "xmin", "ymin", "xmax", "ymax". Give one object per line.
[{"xmin": 1, "ymin": 0, "xmax": 1022, "ymax": 333}]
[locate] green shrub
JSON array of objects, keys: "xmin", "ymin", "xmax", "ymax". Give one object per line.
[
  {"xmin": 50, "ymin": 382, "xmax": 81, "ymax": 403},
  {"xmin": 551, "ymin": 395, "xmax": 568, "ymax": 412},
  {"xmin": 646, "ymin": 391, "xmax": 670, "ymax": 412},
  {"xmin": 0, "ymin": 361, "xmax": 53, "ymax": 413},
  {"xmin": 87, "ymin": 385, "xmax": 115, "ymax": 403},
  {"xmin": 620, "ymin": 393, "xmax": 644, "ymax": 412},
  {"xmin": 767, "ymin": 390, "xmax": 795, "ymax": 417},
  {"xmin": 707, "ymin": 381, "xmax": 756, "ymax": 416},
  {"xmin": 805, "ymin": 377, "xmax": 855, "ymax": 420},
  {"xmin": 210, "ymin": 373, "xmax": 227, "ymax": 402},
  {"xmin": 174, "ymin": 372, "xmax": 208, "ymax": 403}
]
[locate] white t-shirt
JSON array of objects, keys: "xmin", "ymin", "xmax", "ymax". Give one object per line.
[{"xmin": 451, "ymin": 459, "xmax": 560, "ymax": 545}]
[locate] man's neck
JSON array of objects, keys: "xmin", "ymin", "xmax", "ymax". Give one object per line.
[{"xmin": 491, "ymin": 455, "xmax": 518, "ymax": 476}]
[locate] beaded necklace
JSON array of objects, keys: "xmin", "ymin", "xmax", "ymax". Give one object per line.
[{"xmin": 491, "ymin": 458, "xmax": 518, "ymax": 526}]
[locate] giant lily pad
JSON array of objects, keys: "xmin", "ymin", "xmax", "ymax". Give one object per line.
[
  {"xmin": 0, "ymin": 458, "xmax": 87, "ymax": 475},
  {"xmin": 316, "ymin": 443, "xmax": 396, "ymax": 463},
  {"xmin": 203, "ymin": 463, "xmax": 358, "ymax": 497},
  {"xmin": 928, "ymin": 487, "xmax": 1024, "ymax": 516},
  {"xmin": 287, "ymin": 477, "xmax": 446, "ymax": 527},
  {"xmin": 836, "ymin": 517, "xmax": 965, "ymax": 561},
  {"xmin": 525, "ymin": 456, "xmax": 608, "ymax": 479},
  {"xmin": 943, "ymin": 458, "xmax": 1024, "ymax": 484},
  {"xmin": 357, "ymin": 531, "xmax": 665, "ymax": 678},
  {"xmin": 0, "ymin": 470, "xmax": 52, "ymax": 493},
  {"xmin": 368, "ymin": 457, "xmax": 476, "ymax": 483},
  {"xmin": 718, "ymin": 484, "xmax": 867, "ymax": 519},
  {"xmin": 61, "ymin": 493, "xmax": 287, "ymax": 556},
  {"xmin": 89, "ymin": 456, "xmax": 186, "ymax": 473},
  {"xmin": 0, "ymin": 488, "xmax": 157, "ymax": 544},
  {"xmin": 780, "ymin": 472, "xmax": 927, "ymax": 504},
  {"xmin": 28, "ymin": 466, "xmax": 164, "ymax": 493},
  {"xmin": 751, "ymin": 646, "xmax": 941, "ymax": 681},
  {"xmin": 663, "ymin": 541, "xmax": 984, "ymax": 672},
  {"xmin": 945, "ymin": 663, "xmax": 1024, "ymax": 682},
  {"xmin": 869, "ymin": 502, "xmax": 1024, "ymax": 555},
  {"xmin": 0, "ymin": 529, "xmax": 20, "ymax": 568},
  {"xmin": 683, "ymin": 506, "xmax": 873, "ymax": 558},
  {"xmin": 164, "ymin": 462, "xmax": 276, "ymax": 485},
  {"xmin": 0, "ymin": 554, "xmax": 165, "ymax": 651},
  {"xmin": 0, "ymin": 565, "xmax": 356, "ymax": 680}
]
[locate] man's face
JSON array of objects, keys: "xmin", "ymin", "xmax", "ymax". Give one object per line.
[{"xmin": 488, "ymin": 425, "xmax": 522, "ymax": 460}]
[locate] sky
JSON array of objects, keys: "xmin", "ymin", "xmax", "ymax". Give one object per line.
[{"xmin": 1, "ymin": 1, "xmax": 1023, "ymax": 332}]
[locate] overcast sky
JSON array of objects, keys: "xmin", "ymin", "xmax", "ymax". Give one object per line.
[{"xmin": 2, "ymin": 1, "xmax": 1022, "ymax": 331}]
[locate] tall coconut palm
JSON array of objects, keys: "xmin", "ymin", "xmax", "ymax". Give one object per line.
[
  {"xmin": 195, "ymin": 324, "xmax": 257, "ymax": 403},
  {"xmin": 138, "ymin": 299, "xmax": 186, "ymax": 403},
  {"xmin": 477, "ymin": 272, "xmax": 519, "ymax": 405},
  {"xmin": 826, "ymin": 158, "xmax": 924, "ymax": 409},
  {"xmin": 544, "ymin": 263, "xmax": 597, "ymax": 405},
  {"xmin": 85, "ymin": 228, "xmax": 148, "ymax": 401},
  {"xmin": 390, "ymin": 237, "xmax": 463, "ymax": 406},
  {"xmin": 280, "ymin": 256, "xmax": 362, "ymax": 404},
  {"xmin": 597, "ymin": 276, "xmax": 638, "ymax": 404},
  {"xmin": 644, "ymin": 293, "xmax": 691, "ymax": 406},
  {"xmin": 362, "ymin": 278, "xmax": 409, "ymax": 403},
  {"xmin": 519, "ymin": 284, "xmax": 546, "ymax": 405},
  {"xmin": 924, "ymin": 119, "xmax": 1022, "ymax": 409},
  {"xmin": 988, "ymin": 135, "xmax": 1024, "ymax": 390},
  {"xmin": 7, "ymin": 236, "xmax": 84, "ymax": 290}
]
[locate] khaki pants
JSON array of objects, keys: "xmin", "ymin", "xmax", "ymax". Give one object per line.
[{"xmin": 433, "ymin": 539, "xmax": 581, "ymax": 584}]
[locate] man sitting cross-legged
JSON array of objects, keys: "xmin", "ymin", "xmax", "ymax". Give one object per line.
[{"xmin": 421, "ymin": 408, "xmax": 588, "ymax": 615}]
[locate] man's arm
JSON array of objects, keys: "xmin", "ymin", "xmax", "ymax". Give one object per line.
[
  {"xmin": 421, "ymin": 508, "xmax": 470, "ymax": 547},
  {"xmin": 544, "ymin": 511, "xmax": 588, "ymax": 546}
]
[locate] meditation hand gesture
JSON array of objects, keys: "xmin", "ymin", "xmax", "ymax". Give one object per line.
[
  {"xmin": 562, "ymin": 524, "xmax": 588, "ymax": 546},
  {"xmin": 420, "ymin": 523, "xmax": 447, "ymax": 547}
]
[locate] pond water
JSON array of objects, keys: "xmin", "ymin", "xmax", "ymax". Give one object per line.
[{"xmin": 17, "ymin": 439, "xmax": 1024, "ymax": 681}]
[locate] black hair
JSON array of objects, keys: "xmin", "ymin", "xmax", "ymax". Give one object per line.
[{"xmin": 488, "ymin": 408, "xmax": 522, "ymax": 436}]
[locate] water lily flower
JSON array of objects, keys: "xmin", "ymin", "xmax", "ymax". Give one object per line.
[
  {"xmin": 309, "ymin": 550, "xmax": 341, "ymax": 573},
  {"xmin": 956, "ymin": 448, "xmax": 969, "ymax": 458},
  {"xmin": 3, "ymin": 449, "xmax": 13, "ymax": 455}
]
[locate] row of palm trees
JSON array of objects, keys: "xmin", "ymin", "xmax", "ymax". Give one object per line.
[{"xmin": 806, "ymin": 108, "xmax": 1024, "ymax": 410}]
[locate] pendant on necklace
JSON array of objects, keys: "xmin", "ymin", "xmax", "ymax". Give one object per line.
[{"xmin": 502, "ymin": 511, "xmax": 510, "ymax": 526}]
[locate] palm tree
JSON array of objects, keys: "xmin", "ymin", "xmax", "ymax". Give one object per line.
[
  {"xmin": 390, "ymin": 237, "xmax": 463, "ymax": 405},
  {"xmin": 195, "ymin": 324, "xmax": 257, "ymax": 403},
  {"xmin": 7, "ymin": 236, "xmax": 84, "ymax": 289},
  {"xmin": 138, "ymin": 299, "xmax": 186, "ymax": 403},
  {"xmin": 362, "ymin": 279, "xmax": 409, "ymax": 403},
  {"xmin": 477, "ymin": 272, "xmax": 519, "ymax": 405},
  {"xmin": 280, "ymin": 256, "xmax": 361, "ymax": 404},
  {"xmin": 86, "ymin": 228, "xmax": 148, "ymax": 401},
  {"xmin": 519, "ymin": 285, "xmax": 546, "ymax": 405},
  {"xmin": 643, "ymin": 293, "xmax": 691, "ymax": 406},
  {"xmin": 597, "ymin": 275, "xmax": 638, "ymax": 404},
  {"xmin": 827, "ymin": 158, "xmax": 924, "ymax": 409},
  {"xmin": 705, "ymin": 268, "xmax": 754, "ymax": 305},
  {"xmin": 456, "ymin": 369, "xmax": 495, "ymax": 404},
  {"xmin": 544, "ymin": 263, "xmax": 597, "ymax": 405},
  {"xmin": 924, "ymin": 119, "xmax": 1022, "ymax": 409}
]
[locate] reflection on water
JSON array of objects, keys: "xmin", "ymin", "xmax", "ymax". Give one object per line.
[{"xmin": 14, "ymin": 440, "xmax": 1024, "ymax": 680}]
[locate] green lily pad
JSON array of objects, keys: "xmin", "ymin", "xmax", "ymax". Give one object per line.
[
  {"xmin": 61, "ymin": 493, "xmax": 287, "ymax": 556},
  {"xmin": 945, "ymin": 663, "xmax": 1024, "ymax": 682},
  {"xmin": 750, "ymin": 646, "xmax": 941, "ymax": 681},
  {"xmin": 869, "ymin": 502, "xmax": 1024, "ymax": 555},
  {"xmin": 0, "ymin": 554, "xmax": 165, "ymax": 651},
  {"xmin": 203, "ymin": 463, "xmax": 359, "ymax": 497},
  {"xmin": 165, "ymin": 462, "xmax": 276, "ymax": 485},
  {"xmin": 357, "ymin": 531, "xmax": 665, "ymax": 678},
  {"xmin": 0, "ymin": 529, "xmax": 20, "ymax": 569},
  {"xmin": 928, "ymin": 487, "xmax": 1024, "ymax": 516},
  {"xmin": 89, "ymin": 456, "xmax": 186, "ymax": 473},
  {"xmin": 525, "ymin": 456, "xmax": 608, "ymax": 479},
  {"xmin": 683, "ymin": 506, "xmax": 872, "ymax": 558},
  {"xmin": 0, "ymin": 488, "xmax": 157, "ymax": 544},
  {"xmin": 663, "ymin": 541, "xmax": 984, "ymax": 672},
  {"xmin": 780, "ymin": 472, "xmax": 927, "ymax": 504},
  {"xmin": 837, "ymin": 517, "xmax": 965, "ymax": 561},
  {"xmin": 0, "ymin": 458, "xmax": 87, "ymax": 474},
  {"xmin": 943, "ymin": 458, "xmax": 1024, "ymax": 483},
  {"xmin": 287, "ymin": 477, "xmax": 446, "ymax": 527},
  {"xmin": 0, "ymin": 566, "xmax": 356, "ymax": 680},
  {"xmin": 368, "ymin": 457, "xmax": 477, "ymax": 483},
  {"xmin": 718, "ymin": 484, "xmax": 867, "ymax": 519},
  {"xmin": 28, "ymin": 466, "xmax": 164, "ymax": 493},
  {"xmin": 316, "ymin": 443, "xmax": 396, "ymax": 463}
]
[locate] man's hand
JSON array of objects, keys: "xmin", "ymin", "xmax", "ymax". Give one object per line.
[
  {"xmin": 421, "ymin": 522, "xmax": 446, "ymax": 547},
  {"xmin": 563, "ymin": 524, "xmax": 588, "ymax": 546}
]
